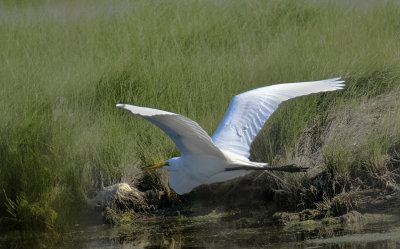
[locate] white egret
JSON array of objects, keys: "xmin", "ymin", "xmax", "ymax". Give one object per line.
[{"xmin": 117, "ymin": 78, "xmax": 344, "ymax": 194}]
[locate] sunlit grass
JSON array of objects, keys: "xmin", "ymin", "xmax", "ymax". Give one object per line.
[{"xmin": 1, "ymin": 0, "xmax": 400, "ymax": 230}]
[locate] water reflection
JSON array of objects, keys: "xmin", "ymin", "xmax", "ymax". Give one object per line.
[
  {"xmin": 2, "ymin": 209, "xmax": 400, "ymax": 249},
  {"xmin": 61, "ymin": 210, "xmax": 400, "ymax": 249}
]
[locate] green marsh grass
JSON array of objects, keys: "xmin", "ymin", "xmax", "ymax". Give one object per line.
[{"xmin": 1, "ymin": 0, "xmax": 400, "ymax": 229}]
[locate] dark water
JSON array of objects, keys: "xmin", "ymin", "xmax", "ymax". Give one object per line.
[
  {"xmin": 62, "ymin": 210, "xmax": 400, "ymax": 249},
  {"xmin": 2, "ymin": 209, "xmax": 400, "ymax": 248}
]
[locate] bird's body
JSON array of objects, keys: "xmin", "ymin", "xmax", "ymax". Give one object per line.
[
  {"xmin": 117, "ymin": 78, "xmax": 345, "ymax": 194},
  {"xmin": 166, "ymin": 150, "xmax": 266, "ymax": 194}
]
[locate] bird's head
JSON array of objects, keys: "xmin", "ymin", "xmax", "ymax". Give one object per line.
[{"xmin": 142, "ymin": 157, "xmax": 179, "ymax": 171}]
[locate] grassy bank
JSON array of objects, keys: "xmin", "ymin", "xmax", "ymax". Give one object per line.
[{"xmin": 1, "ymin": 0, "xmax": 400, "ymax": 231}]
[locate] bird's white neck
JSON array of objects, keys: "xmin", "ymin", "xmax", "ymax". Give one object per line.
[{"xmin": 164, "ymin": 157, "xmax": 180, "ymax": 171}]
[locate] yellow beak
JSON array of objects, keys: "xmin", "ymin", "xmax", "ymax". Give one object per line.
[{"xmin": 142, "ymin": 161, "xmax": 168, "ymax": 170}]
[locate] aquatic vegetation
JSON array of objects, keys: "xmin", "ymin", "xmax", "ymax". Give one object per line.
[{"xmin": 3, "ymin": 192, "xmax": 57, "ymax": 231}]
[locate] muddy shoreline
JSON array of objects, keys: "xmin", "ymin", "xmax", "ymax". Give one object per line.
[
  {"xmin": 77, "ymin": 184, "xmax": 400, "ymax": 249},
  {"xmin": 89, "ymin": 174, "xmax": 400, "ymax": 229}
]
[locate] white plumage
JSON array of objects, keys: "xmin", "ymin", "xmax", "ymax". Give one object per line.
[{"xmin": 117, "ymin": 77, "xmax": 344, "ymax": 194}]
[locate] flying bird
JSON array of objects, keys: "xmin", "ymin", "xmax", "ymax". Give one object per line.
[{"xmin": 117, "ymin": 78, "xmax": 344, "ymax": 194}]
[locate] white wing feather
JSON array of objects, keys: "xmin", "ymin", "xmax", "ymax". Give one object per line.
[
  {"xmin": 116, "ymin": 104, "xmax": 226, "ymax": 159},
  {"xmin": 211, "ymin": 78, "xmax": 344, "ymax": 158}
]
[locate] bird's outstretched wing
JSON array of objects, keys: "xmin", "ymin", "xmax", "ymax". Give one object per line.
[
  {"xmin": 117, "ymin": 104, "xmax": 226, "ymax": 159},
  {"xmin": 211, "ymin": 78, "xmax": 345, "ymax": 158}
]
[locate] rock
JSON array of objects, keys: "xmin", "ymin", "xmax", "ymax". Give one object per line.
[{"xmin": 87, "ymin": 183, "xmax": 146, "ymax": 223}]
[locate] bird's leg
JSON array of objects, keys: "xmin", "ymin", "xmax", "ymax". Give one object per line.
[
  {"xmin": 271, "ymin": 164, "xmax": 309, "ymax": 172},
  {"xmin": 225, "ymin": 164, "xmax": 308, "ymax": 172}
]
